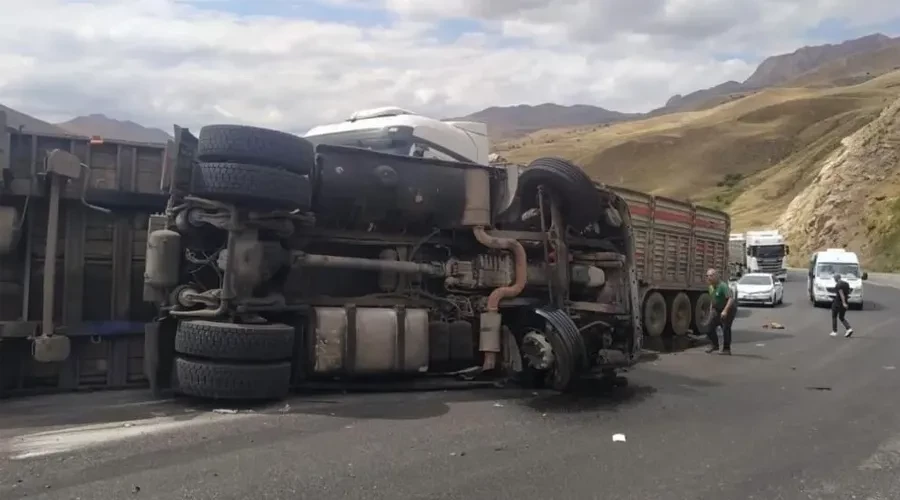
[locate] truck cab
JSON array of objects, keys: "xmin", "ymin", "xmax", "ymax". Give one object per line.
[
  {"xmin": 305, "ymin": 107, "xmax": 519, "ymax": 213},
  {"xmin": 743, "ymin": 230, "xmax": 789, "ymax": 282},
  {"xmin": 305, "ymin": 107, "xmax": 491, "ymax": 165},
  {"xmin": 807, "ymin": 248, "xmax": 868, "ymax": 309}
]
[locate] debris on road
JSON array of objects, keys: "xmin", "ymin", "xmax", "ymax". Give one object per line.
[
  {"xmin": 762, "ymin": 322, "xmax": 785, "ymax": 329},
  {"xmin": 612, "ymin": 433, "xmax": 627, "ymax": 443},
  {"xmin": 884, "ymin": 366, "xmax": 896, "ymax": 370},
  {"xmin": 212, "ymin": 409, "xmax": 239, "ymax": 415},
  {"xmin": 806, "ymin": 386, "xmax": 832, "ymax": 391},
  {"xmin": 756, "ymin": 343, "xmax": 766, "ymax": 347}
]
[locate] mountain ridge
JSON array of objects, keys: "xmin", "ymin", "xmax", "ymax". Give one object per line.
[
  {"xmin": 448, "ymin": 103, "xmax": 641, "ymax": 140},
  {"xmin": 459, "ymin": 33, "xmax": 900, "ymax": 138},
  {"xmin": 55, "ymin": 113, "xmax": 172, "ymax": 144}
]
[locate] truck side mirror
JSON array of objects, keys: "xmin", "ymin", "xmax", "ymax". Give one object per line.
[
  {"xmin": 785, "ymin": 245, "xmax": 790, "ymax": 255},
  {"xmin": 862, "ymin": 272, "xmax": 868, "ymax": 280}
]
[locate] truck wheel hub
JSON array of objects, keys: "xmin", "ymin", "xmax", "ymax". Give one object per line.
[{"xmin": 521, "ymin": 330, "xmax": 555, "ymax": 370}]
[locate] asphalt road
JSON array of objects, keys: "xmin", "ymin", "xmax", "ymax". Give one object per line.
[{"xmin": 2, "ymin": 270, "xmax": 899, "ymax": 500}]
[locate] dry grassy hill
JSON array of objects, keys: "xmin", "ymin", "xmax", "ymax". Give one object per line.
[{"xmin": 496, "ymin": 70, "xmax": 900, "ymax": 270}]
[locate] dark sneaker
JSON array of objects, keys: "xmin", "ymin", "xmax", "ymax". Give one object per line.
[
  {"xmin": 719, "ymin": 349, "xmax": 732, "ymax": 355},
  {"xmin": 705, "ymin": 346, "xmax": 719, "ymax": 354}
]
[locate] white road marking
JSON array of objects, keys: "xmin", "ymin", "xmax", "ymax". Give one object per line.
[
  {"xmin": 1, "ymin": 411, "xmax": 255, "ymax": 460},
  {"xmin": 859, "ymin": 435, "xmax": 900, "ymax": 471}
]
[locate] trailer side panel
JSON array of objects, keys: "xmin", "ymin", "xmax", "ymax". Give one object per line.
[
  {"xmin": 614, "ymin": 187, "xmax": 729, "ymax": 292},
  {"xmin": 0, "ymin": 129, "xmax": 166, "ymax": 397}
]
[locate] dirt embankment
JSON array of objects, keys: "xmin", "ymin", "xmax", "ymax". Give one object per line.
[{"xmin": 776, "ymin": 96, "xmax": 900, "ymax": 269}]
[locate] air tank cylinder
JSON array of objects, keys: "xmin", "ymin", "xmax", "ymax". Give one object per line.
[
  {"xmin": 461, "ymin": 168, "xmax": 491, "ymax": 227},
  {"xmin": 144, "ymin": 229, "xmax": 182, "ymax": 289}
]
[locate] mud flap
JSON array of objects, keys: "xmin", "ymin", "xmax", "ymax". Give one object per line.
[
  {"xmin": 144, "ymin": 319, "xmax": 177, "ymax": 395},
  {"xmin": 0, "ymin": 206, "xmax": 20, "ymax": 255}
]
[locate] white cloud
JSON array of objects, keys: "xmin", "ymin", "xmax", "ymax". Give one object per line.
[{"xmin": 0, "ymin": 0, "xmax": 896, "ymax": 134}]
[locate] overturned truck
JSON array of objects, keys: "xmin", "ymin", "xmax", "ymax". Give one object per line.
[
  {"xmin": 0, "ymin": 108, "xmax": 729, "ymax": 400},
  {"xmin": 141, "ymin": 125, "xmax": 644, "ymax": 400}
]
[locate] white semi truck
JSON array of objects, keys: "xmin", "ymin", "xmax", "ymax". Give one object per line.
[{"xmin": 728, "ymin": 229, "xmax": 789, "ymax": 282}]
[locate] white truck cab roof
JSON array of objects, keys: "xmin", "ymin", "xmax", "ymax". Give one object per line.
[{"xmin": 304, "ymin": 107, "xmax": 490, "ymax": 165}]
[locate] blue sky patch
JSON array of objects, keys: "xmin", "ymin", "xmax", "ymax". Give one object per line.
[
  {"xmin": 182, "ymin": 0, "xmax": 394, "ymax": 26},
  {"xmin": 429, "ymin": 18, "xmax": 485, "ymax": 43}
]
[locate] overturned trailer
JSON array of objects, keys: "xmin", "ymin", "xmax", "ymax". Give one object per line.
[
  {"xmin": 0, "ymin": 109, "xmax": 170, "ymax": 396},
  {"xmin": 1, "ymin": 109, "xmax": 729, "ymax": 400}
]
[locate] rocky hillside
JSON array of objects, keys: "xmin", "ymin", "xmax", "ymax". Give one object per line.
[{"xmin": 776, "ymin": 96, "xmax": 900, "ymax": 270}]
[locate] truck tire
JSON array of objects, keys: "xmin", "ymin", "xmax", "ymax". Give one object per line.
[
  {"xmin": 669, "ymin": 292, "xmax": 692, "ymax": 336},
  {"xmin": 692, "ymin": 293, "xmax": 713, "ymax": 334},
  {"xmin": 517, "ymin": 157, "xmax": 603, "ymax": 229},
  {"xmin": 534, "ymin": 307, "xmax": 587, "ymax": 392},
  {"xmin": 643, "ymin": 291, "xmax": 667, "ymax": 337},
  {"xmin": 192, "ymin": 162, "xmax": 311, "ymax": 210},
  {"xmin": 175, "ymin": 320, "xmax": 295, "ymax": 362},
  {"xmin": 198, "ymin": 124, "xmax": 314, "ymax": 175},
  {"xmin": 174, "ymin": 357, "xmax": 291, "ymax": 400}
]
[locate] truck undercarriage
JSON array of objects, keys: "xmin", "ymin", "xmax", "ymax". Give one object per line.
[{"xmin": 142, "ymin": 125, "xmax": 642, "ymax": 400}]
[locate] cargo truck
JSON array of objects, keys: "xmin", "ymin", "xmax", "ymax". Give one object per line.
[
  {"xmin": 0, "ymin": 107, "xmax": 730, "ymax": 400},
  {"xmin": 729, "ymin": 229, "xmax": 789, "ymax": 281}
]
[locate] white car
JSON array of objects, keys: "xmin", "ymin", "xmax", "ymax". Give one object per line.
[{"xmin": 735, "ymin": 273, "xmax": 783, "ymax": 307}]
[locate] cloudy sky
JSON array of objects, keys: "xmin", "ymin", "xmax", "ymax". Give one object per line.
[{"xmin": 0, "ymin": 0, "xmax": 898, "ymax": 134}]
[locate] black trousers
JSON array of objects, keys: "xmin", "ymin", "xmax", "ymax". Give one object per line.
[
  {"xmin": 708, "ymin": 306, "xmax": 736, "ymax": 349},
  {"xmin": 831, "ymin": 305, "xmax": 851, "ymax": 332}
]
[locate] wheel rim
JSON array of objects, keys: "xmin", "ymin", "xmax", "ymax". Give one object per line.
[
  {"xmin": 671, "ymin": 293, "xmax": 692, "ymax": 336},
  {"xmin": 644, "ymin": 292, "xmax": 667, "ymax": 337}
]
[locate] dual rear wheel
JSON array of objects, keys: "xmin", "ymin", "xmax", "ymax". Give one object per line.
[
  {"xmin": 642, "ymin": 290, "xmax": 713, "ymax": 338},
  {"xmin": 191, "ymin": 124, "xmax": 315, "ymax": 211},
  {"xmin": 173, "ymin": 124, "xmax": 315, "ymax": 400},
  {"xmin": 173, "ymin": 320, "xmax": 296, "ymax": 400}
]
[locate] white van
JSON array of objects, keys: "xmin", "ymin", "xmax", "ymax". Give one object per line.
[{"xmin": 807, "ymin": 249, "xmax": 868, "ymax": 309}]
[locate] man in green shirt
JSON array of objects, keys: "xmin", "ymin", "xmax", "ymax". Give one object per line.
[{"xmin": 705, "ymin": 268, "xmax": 736, "ymax": 355}]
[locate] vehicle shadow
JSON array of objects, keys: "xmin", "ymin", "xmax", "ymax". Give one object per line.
[
  {"xmin": 643, "ymin": 335, "xmax": 707, "ymax": 353},
  {"xmin": 524, "ymin": 369, "xmax": 720, "ymax": 414},
  {"xmin": 523, "ymin": 380, "xmax": 656, "ymax": 414},
  {"xmin": 858, "ymin": 301, "xmax": 885, "ymax": 311}
]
